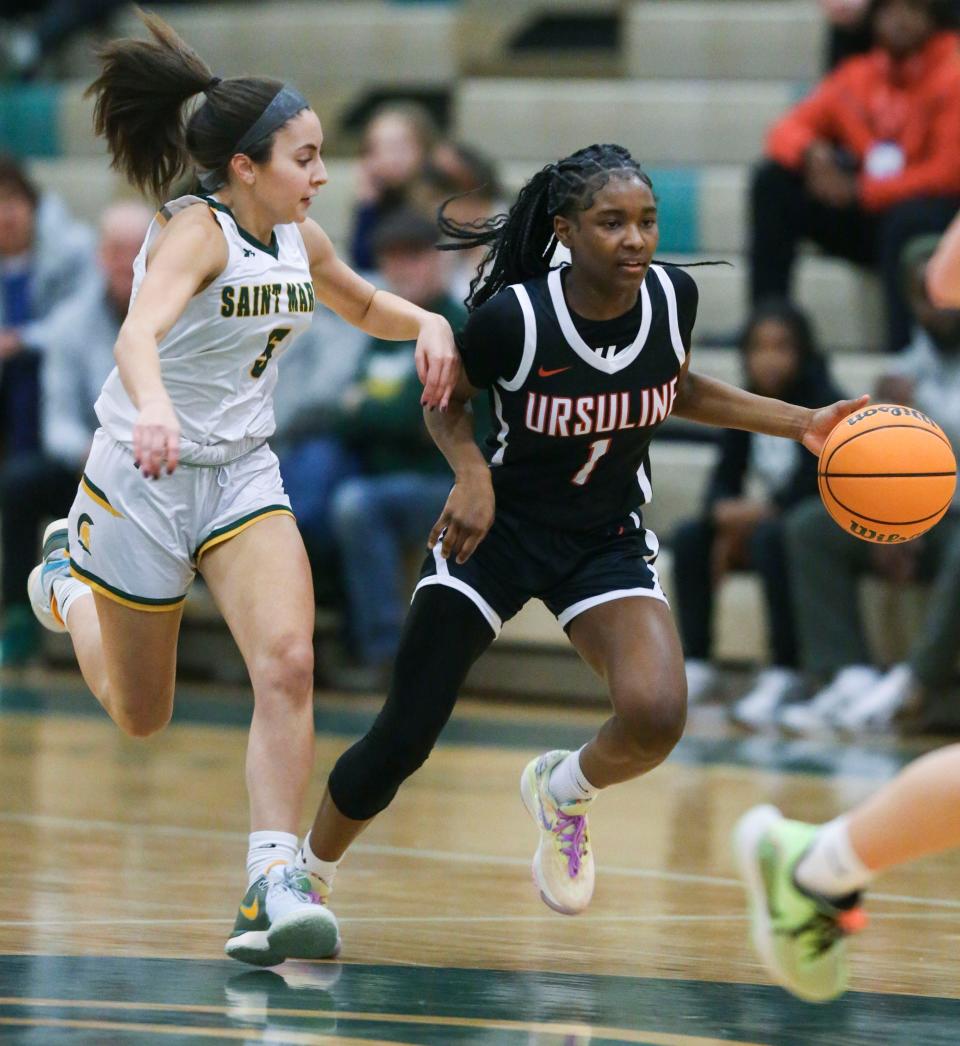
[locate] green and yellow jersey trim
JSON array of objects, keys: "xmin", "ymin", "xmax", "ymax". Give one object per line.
[
  {"xmin": 80, "ymin": 473, "xmax": 123, "ymax": 518},
  {"xmin": 195, "ymin": 505, "xmax": 295, "ymax": 561},
  {"xmin": 69, "ymin": 560, "xmax": 186, "ymax": 614}
]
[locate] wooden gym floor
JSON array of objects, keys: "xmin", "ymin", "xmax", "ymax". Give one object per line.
[{"xmin": 2, "ymin": 670, "xmax": 960, "ymax": 1044}]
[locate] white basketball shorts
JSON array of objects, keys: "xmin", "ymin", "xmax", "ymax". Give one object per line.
[{"xmin": 67, "ymin": 428, "xmax": 294, "ymax": 611}]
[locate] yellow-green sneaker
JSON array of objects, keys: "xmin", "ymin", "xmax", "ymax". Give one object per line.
[
  {"xmin": 733, "ymin": 804, "xmax": 867, "ymax": 1003},
  {"xmin": 520, "ymin": 750, "xmax": 595, "ymax": 915},
  {"xmin": 225, "ymin": 865, "xmax": 341, "ymax": 967}
]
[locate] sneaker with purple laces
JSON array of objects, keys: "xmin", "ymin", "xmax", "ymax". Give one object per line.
[{"xmin": 520, "ymin": 749, "xmax": 595, "ymax": 915}]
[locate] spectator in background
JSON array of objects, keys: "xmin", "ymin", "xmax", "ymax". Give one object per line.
[
  {"xmin": 671, "ymin": 301, "xmax": 844, "ymax": 727},
  {"xmin": 750, "ymin": 0, "xmax": 960, "ymax": 353},
  {"xmin": 0, "ymin": 201, "xmax": 151, "ymax": 665},
  {"xmin": 0, "ymin": 0, "xmax": 125, "ymax": 79},
  {"xmin": 0, "ymin": 154, "xmax": 95, "ymax": 462},
  {"xmin": 419, "ymin": 140, "xmax": 504, "ymax": 305},
  {"xmin": 782, "ymin": 236, "xmax": 960, "ymax": 735},
  {"xmin": 820, "ymin": 0, "xmax": 960, "ymax": 68},
  {"xmin": 349, "ymin": 103, "xmax": 438, "ymax": 272},
  {"xmin": 330, "ymin": 209, "xmax": 471, "ymax": 687}
]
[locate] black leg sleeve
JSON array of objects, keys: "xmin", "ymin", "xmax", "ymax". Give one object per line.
[{"xmin": 327, "ymin": 585, "xmax": 496, "ymax": 820}]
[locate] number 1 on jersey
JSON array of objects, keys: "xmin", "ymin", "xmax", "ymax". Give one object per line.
[
  {"xmin": 571, "ymin": 438, "xmax": 612, "ymax": 486},
  {"xmin": 250, "ymin": 327, "xmax": 291, "ymax": 379}
]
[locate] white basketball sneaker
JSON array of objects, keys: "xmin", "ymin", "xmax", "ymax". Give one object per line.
[
  {"xmin": 833, "ymin": 663, "xmax": 921, "ymax": 733},
  {"xmin": 520, "ymin": 750, "xmax": 595, "ymax": 915},
  {"xmin": 225, "ymin": 864, "xmax": 341, "ymax": 967},
  {"xmin": 779, "ymin": 665, "xmax": 881, "ymax": 735},
  {"xmin": 26, "ymin": 519, "xmax": 71, "ymax": 633}
]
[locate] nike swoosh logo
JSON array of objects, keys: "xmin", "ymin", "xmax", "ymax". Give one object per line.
[
  {"xmin": 538, "ymin": 365, "xmax": 572, "ymax": 378},
  {"xmin": 239, "ymin": 897, "xmax": 259, "ymax": 920}
]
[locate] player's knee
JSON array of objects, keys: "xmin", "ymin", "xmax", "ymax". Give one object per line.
[
  {"xmin": 114, "ymin": 690, "xmax": 173, "ymax": 738},
  {"xmin": 615, "ymin": 684, "xmax": 686, "ymax": 764},
  {"xmin": 251, "ymin": 635, "xmax": 314, "ymax": 703},
  {"xmin": 329, "ymin": 721, "xmax": 439, "ymax": 820}
]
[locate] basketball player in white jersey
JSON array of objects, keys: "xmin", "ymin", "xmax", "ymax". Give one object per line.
[{"xmin": 25, "ymin": 11, "xmax": 457, "ymax": 967}]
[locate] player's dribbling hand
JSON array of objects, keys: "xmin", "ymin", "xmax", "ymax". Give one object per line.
[
  {"xmin": 133, "ymin": 396, "xmax": 181, "ymax": 478},
  {"xmin": 801, "ymin": 394, "xmax": 870, "ymax": 456},
  {"xmin": 428, "ymin": 469, "xmax": 495, "ymax": 565},
  {"xmin": 416, "ymin": 314, "xmax": 460, "ymax": 412}
]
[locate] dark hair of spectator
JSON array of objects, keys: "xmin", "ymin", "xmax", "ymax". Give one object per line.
[
  {"xmin": 424, "ymin": 141, "xmax": 502, "ymax": 200},
  {"xmin": 868, "ymin": 0, "xmax": 959, "ymax": 30},
  {"xmin": 86, "ymin": 8, "xmax": 288, "ymax": 200},
  {"xmin": 437, "ymin": 143, "xmax": 655, "ymax": 310},
  {"xmin": 372, "ymin": 207, "xmax": 439, "ymax": 256},
  {"xmin": 740, "ymin": 299, "xmax": 818, "ymax": 361},
  {"xmin": 0, "ymin": 154, "xmax": 39, "ymax": 209},
  {"xmin": 738, "ymin": 297, "xmax": 834, "ymax": 399}
]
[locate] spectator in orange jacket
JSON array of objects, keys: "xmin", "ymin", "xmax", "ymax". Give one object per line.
[{"xmin": 750, "ymin": 0, "xmax": 960, "ymax": 352}]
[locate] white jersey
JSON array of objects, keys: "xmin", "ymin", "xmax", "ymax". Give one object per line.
[{"xmin": 96, "ymin": 194, "xmax": 316, "ymax": 464}]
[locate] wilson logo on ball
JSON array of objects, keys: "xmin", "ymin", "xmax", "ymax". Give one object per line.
[{"xmin": 818, "ymin": 403, "xmax": 957, "ymax": 544}]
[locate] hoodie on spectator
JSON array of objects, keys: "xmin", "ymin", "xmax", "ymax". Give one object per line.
[{"xmin": 766, "ymin": 30, "xmax": 960, "ymax": 211}]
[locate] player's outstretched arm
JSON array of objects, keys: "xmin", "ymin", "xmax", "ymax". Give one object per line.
[
  {"xmin": 424, "ymin": 370, "xmax": 494, "ymax": 565},
  {"xmin": 673, "ymin": 362, "xmax": 869, "ymax": 454},
  {"xmin": 927, "ymin": 209, "xmax": 960, "ymax": 308},
  {"xmin": 300, "ymin": 218, "xmax": 459, "ymax": 410}
]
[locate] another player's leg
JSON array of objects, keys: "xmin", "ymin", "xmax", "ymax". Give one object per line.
[
  {"xmin": 295, "ymin": 585, "xmax": 495, "ymax": 928},
  {"xmin": 521, "ymin": 597, "xmax": 686, "ymax": 915},
  {"xmin": 28, "ymin": 518, "xmax": 182, "ymax": 736},
  {"xmin": 200, "ymin": 514, "xmax": 338, "ymax": 966},
  {"xmin": 732, "ymin": 745, "xmax": 960, "ymax": 1001}
]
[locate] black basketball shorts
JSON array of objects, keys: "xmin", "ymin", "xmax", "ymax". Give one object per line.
[{"xmin": 414, "ymin": 504, "xmax": 666, "ymax": 636}]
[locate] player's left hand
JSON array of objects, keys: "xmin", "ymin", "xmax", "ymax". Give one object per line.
[
  {"xmin": 428, "ymin": 468, "xmax": 495, "ymax": 565},
  {"xmin": 801, "ymin": 394, "xmax": 870, "ymax": 456},
  {"xmin": 416, "ymin": 313, "xmax": 460, "ymax": 412}
]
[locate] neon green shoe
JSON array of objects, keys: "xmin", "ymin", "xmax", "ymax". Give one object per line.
[
  {"xmin": 225, "ymin": 865, "xmax": 341, "ymax": 967},
  {"xmin": 733, "ymin": 805, "xmax": 867, "ymax": 1003}
]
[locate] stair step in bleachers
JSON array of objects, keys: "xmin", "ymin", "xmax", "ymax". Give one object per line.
[
  {"xmin": 458, "ymin": 0, "xmax": 623, "ymax": 78},
  {"xmin": 680, "ymin": 253, "xmax": 884, "ymax": 352},
  {"xmin": 626, "ymin": 1, "xmax": 824, "ymax": 82},
  {"xmin": 455, "ymin": 79, "xmax": 795, "ymax": 166},
  {"xmin": 687, "ymin": 346, "xmax": 888, "ymax": 397},
  {"xmin": 114, "ymin": 3, "xmax": 457, "ymax": 92}
]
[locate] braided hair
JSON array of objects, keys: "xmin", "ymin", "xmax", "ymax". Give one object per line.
[{"xmin": 438, "ymin": 143, "xmax": 654, "ymax": 311}]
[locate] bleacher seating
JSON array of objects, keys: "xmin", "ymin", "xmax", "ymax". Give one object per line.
[
  {"xmin": 625, "ymin": 1, "xmax": 824, "ymax": 81},
  {"xmin": 9, "ymin": 0, "xmax": 926, "ymax": 695}
]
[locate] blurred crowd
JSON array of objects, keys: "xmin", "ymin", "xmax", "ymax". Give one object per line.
[{"xmin": 0, "ymin": 0, "xmax": 958, "ymax": 731}]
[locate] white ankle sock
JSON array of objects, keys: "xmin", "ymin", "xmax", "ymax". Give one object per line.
[
  {"xmin": 548, "ymin": 746, "xmax": 599, "ymax": 805},
  {"xmin": 794, "ymin": 816, "xmax": 873, "ymax": 898},
  {"xmin": 294, "ymin": 831, "xmax": 339, "ymax": 887},
  {"xmin": 246, "ymin": 830, "xmax": 298, "ymax": 886},
  {"xmin": 51, "ymin": 576, "xmax": 92, "ymax": 631}
]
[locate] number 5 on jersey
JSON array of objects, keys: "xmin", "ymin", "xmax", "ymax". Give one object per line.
[
  {"xmin": 572, "ymin": 438, "xmax": 612, "ymax": 486},
  {"xmin": 250, "ymin": 327, "xmax": 291, "ymax": 379}
]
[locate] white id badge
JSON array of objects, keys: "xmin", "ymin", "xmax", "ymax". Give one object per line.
[{"xmin": 864, "ymin": 142, "xmax": 905, "ymax": 179}]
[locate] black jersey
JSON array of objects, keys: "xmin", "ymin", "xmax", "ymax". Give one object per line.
[{"xmin": 458, "ymin": 263, "xmax": 698, "ymax": 532}]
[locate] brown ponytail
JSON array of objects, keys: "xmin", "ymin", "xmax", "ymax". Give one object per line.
[{"xmin": 87, "ymin": 8, "xmax": 285, "ymax": 200}]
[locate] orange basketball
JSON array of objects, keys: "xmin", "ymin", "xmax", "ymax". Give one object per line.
[{"xmin": 818, "ymin": 404, "xmax": 957, "ymax": 543}]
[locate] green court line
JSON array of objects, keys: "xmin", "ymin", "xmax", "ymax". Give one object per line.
[{"xmin": 2, "ymin": 956, "xmax": 960, "ymax": 1046}]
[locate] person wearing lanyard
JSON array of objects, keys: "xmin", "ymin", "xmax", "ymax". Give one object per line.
[{"xmin": 750, "ymin": 0, "xmax": 960, "ymax": 353}]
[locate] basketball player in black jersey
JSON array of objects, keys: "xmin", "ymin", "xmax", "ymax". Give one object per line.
[{"xmin": 286, "ymin": 143, "xmax": 869, "ymax": 950}]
